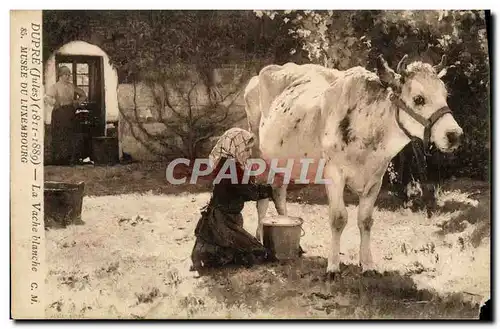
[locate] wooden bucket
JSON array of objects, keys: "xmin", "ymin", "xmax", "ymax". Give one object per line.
[{"xmin": 44, "ymin": 181, "xmax": 85, "ymax": 229}]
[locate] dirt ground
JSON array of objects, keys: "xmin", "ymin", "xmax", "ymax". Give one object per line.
[{"xmin": 44, "ymin": 163, "xmax": 490, "ymax": 319}]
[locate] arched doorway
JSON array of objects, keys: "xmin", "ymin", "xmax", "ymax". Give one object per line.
[{"xmin": 44, "ymin": 41, "xmax": 120, "ymax": 165}]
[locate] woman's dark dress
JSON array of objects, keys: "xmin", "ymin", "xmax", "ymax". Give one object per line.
[
  {"xmin": 191, "ymin": 175, "xmax": 274, "ymax": 270},
  {"xmin": 51, "ymin": 104, "xmax": 77, "ymax": 165}
]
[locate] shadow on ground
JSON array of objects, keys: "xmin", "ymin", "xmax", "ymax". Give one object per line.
[
  {"xmin": 197, "ymin": 256, "xmax": 480, "ymax": 319},
  {"xmin": 44, "ymin": 163, "xmax": 212, "ymax": 196},
  {"xmin": 45, "ymin": 163, "xmax": 490, "ymax": 244},
  {"xmin": 434, "ymin": 189, "xmax": 491, "ymax": 247},
  {"xmin": 45, "ymin": 164, "xmax": 488, "ymax": 208},
  {"xmin": 285, "ymin": 178, "xmax": 489, "ymax": 210}
]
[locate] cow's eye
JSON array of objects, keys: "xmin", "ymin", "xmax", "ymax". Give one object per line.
[{"xmin": 413, "ymin": 95, "xmax": 425, "ymax": 106}]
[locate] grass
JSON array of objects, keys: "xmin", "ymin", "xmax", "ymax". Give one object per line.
[
  {"xmin": 196, "ymin": 258, "xmax": 480, "ymax": 319},
  {"xmin": 45, "ymin": 163, "xmax": 489, "ymax": 212},
  {"xmin": 43, "ymin": 163, "xmax": 490, "ymax": 319},
  {"xmin": 434, "ymin": 186, "xmax": 491, "ymax": 248},
  {"xmin": 44, "ymin": 162, "xmax": 211, "ymax": 196}
]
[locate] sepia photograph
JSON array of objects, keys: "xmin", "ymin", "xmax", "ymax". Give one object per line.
[{"xmin": 10, "ymin": 8, "xmax": 492, "ymax": 320}]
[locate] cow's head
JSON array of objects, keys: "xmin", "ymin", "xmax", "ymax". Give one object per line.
[{"xmin": 376, "ymin": 55, "xmax": 463, "ymax": 153}]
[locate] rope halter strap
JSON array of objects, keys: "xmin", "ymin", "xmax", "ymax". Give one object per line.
[{"xmin": 391, "ymin": 93, "xmax": 452, "ymax": 156}]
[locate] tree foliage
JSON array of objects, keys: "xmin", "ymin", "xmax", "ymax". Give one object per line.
[{"xmin": 44, "ymin": 10, "xmax": 302, "ymax": 82}]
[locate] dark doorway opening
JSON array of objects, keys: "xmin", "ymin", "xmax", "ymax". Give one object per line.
[
  {"xmin": 48, "ymin": 54, "xmax": 108, "ymax": 164},
  {"xmin": 55, "ymin": 55, "xmax": 106, "ymax": 137}
]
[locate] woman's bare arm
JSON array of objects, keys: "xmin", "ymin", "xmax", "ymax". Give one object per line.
[
  {"xmin": 74, "ymin": 86, "xmax": 88, "ymax": 104},
  {"xmin": 44, "ymin": 84, "xmax": 57, "ymax": 107}
]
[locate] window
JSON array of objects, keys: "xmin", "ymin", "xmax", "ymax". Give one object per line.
[
  {"xmin": 76, "ymin": 63, "xmax": 90, "ymax": 96},
  {"xmin": 56, "ymin": 61, "xmax": 90, "ymax": 97}
]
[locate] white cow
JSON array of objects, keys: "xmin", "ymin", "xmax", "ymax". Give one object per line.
[{"xmin": 244, "ymin": 55, "xmax": 463, "ymax": 275}]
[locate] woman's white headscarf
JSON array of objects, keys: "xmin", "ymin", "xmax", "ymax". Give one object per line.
[{"xmin": 209, "ymin": 128, "xmax": 255, "ymax": 169}]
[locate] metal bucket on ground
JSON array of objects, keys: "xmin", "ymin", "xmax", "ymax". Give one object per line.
[
  {"xmin": 44, "ymin": 181, "xmax": 85, "ymax": 229},
  {"xmin": 262, "ymin": 216, "xmax": 304, "ymax": 260}
]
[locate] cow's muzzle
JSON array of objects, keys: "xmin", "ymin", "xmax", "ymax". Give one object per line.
[
  {"xmin": 446, "ymin": 130, "xmax": 462, "ymax": 150},
  {"xmin": 392, "ymin": 94, "xmax": 455, "ymax": 156}
]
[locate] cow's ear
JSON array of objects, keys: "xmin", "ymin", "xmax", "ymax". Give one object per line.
[{"xmin": 376, "ymin": 55, "xmax": 401, "ymax": 90}]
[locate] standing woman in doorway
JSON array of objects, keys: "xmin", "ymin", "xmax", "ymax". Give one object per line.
[{"xmin": 44, "ymin": 65, "xmax": 87, "ymax": 165}]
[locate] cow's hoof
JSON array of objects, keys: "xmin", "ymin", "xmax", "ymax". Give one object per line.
[
  {"xmin": 359, "ymin": 260, "xmax": 375, "ymax": 273},
  {"xmin": 324, "ymin": 271, "xmax": 339, "ymax": 282},
  {"xmin": 361, "ymin": 269, "xmax": 380, "ymax": 278}
]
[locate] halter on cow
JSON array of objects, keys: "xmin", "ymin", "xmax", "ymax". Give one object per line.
[{"xmin": 380, "ymin": 54, "xmax": 458, "ymax": 156}]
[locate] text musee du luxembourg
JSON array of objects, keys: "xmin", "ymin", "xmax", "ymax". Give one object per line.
[{"xmin": 18, "ymin": 22, "xmax": 43, "ymax": 304}]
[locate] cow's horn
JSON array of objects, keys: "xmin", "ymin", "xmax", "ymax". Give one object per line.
[
  {"xmin": 376, "ymin": 54, "xmax": 391, "ymax": 73},
  {"xmin": 376, "ymin": 54, "xmax": 399, "ymax": 89},
  {"xmin": 396, "ymin": 54, "xmax": 409, "ymax": 74},
  {"xmin": 434, "ymin": 54, "xmax": 447, "ymax": 72}
]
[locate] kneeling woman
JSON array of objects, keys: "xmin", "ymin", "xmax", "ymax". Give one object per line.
[{"xmin": 190, "ymin": 128, "xmax": 275, "ymax": 271}]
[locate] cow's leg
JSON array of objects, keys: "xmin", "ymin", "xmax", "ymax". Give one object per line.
[
  {"xmin": 256, "ymin": 198, "xmax": 269, "ymax": 242},
  {"xmin": 255, "ymin": 185, "xmax": 287, "ymax": 241},
  {"xmin": 324, "ymin": 166, "xmax": 347, "ymax": 275},
  {"xmin": 251, "ymin": 140, "xmax": 269, "ymax": 241},
  {"xmin": 272, "ymin": 184, "xmax": 288, "ymax": 216},
  {"xmin": 255, "ymin": 184, "xmax": 287, "ymax": 242},
  {"xmin": 357, "ymin": 179, "xmax": 383, "ymax": 272}
]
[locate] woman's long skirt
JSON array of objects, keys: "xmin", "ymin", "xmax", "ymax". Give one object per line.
[
  {"xmin": 51, "ymin": 105, "xmax": 76, "ymax": 165},
  {"xmin": 191, "ymin": 205, "xmax": 271, "ymax": 270}
]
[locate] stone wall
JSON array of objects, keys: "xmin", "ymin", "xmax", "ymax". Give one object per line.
[{"xmin": 116, "ymin": 64, "xmax": 252, "ymax": 161}]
